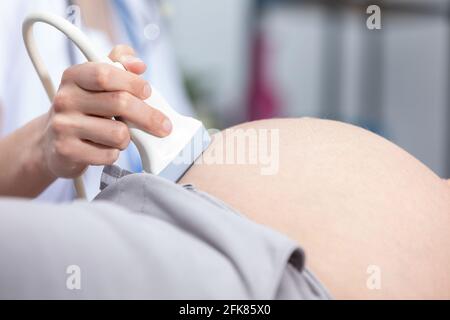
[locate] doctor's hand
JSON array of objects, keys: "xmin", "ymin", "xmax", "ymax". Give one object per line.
[{"xmin": 42, "ymin": 45, "xmax": 172, "ymax": 179}]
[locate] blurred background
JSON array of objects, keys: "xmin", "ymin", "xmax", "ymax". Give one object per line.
[{"xmin": 160, "ymin": 0, "xmax": 449, "ymax": 177}]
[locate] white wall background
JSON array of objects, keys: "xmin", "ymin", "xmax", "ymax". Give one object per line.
[
  {"xmin": 167, "ymin": 0, "xmax": 449, "ymax": 176},
  {"xmin": 166, "ymin": 0, "xmax": 251, "ymax": 123}
]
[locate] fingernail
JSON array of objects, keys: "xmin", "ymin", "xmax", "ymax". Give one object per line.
[
  {"xmin": 142, "ymin": 84, "xmax": 152, "ymax": 98},
  {"xmin": 122, "ymin": 55, "xmax": 143, "ymax": 64},
  {"xmin": 162, "ymin": 118, "xmax": 173, "ymax": 134}
]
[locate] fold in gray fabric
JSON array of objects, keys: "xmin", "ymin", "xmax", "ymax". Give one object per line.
[
  {"xmin": 0, "ymin": 168, "xmax": 330, "ymax": 299},
  {"xmin": 95, "ymin": 168, "xmax": 331, "ymax": 300}
]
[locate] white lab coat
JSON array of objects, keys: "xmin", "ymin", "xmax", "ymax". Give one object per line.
[{"xmin": 0, "ymin": 0, "xmax": 193, "ymax": 202}]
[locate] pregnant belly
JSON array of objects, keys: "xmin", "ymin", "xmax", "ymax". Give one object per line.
[{"xmin": 180, "ymin": 118, "xmax": 450, "ymax": 299}]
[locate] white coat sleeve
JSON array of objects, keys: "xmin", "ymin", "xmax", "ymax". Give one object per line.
[{"xmin": 0, "ymin": 1, "xmax": 27, "ymax": 131}]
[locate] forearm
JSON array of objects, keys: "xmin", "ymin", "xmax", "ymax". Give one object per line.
[{"xmin": 0, "ymin": 114, "xmax": 56, "ymax": 197}]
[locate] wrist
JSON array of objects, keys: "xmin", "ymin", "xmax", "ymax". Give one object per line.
[
  {"xmin": 0, "ymin": 113, "xmax": 56, "ymax": 197},
  {"xmin": 22, "ymin": 113, "xmax": 57, "ymax": 186}
]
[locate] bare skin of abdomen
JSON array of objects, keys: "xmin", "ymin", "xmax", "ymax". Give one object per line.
[{"xmin": 179, "ymin": 118, "xmax": 450, "ymax": 299}]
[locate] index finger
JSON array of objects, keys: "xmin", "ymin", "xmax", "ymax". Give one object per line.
[{"xmin": 64, "ymin": 62, "xmax": 151, "ymax": 100}]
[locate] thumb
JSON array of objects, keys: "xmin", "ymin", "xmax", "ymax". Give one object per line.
[{"xmin": 109, "ymin": 44, "xmax": 147, "ymax": 75}]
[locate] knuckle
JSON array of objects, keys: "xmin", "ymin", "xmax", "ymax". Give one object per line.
[
  {"xmin": 105, "ymin": 149, "xmax": 120, "ymax": 165},
  {"xmin": 111, "ymin": 91, "xmax": 130, "ymax": 113},
  {"xmin": 50, "ymin": 114, "xmax": 69, "ymax": 134},
  {"xmin": 53, "ymin": 90, "xmax": 71, "ymax": 112},
  {"xmin": 93, "ymin": 65, "xmax": 110, "ymax": 88},
  {"xmin": 113, "ymin": 123, "xmax": 130, "ymax": 150},
  {"xmin": 61, "ymin": 67, "xmax": 75, "ymax": 83}
]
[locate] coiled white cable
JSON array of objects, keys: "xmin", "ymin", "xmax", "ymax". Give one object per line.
[{"xmin": 22, "ymin": 12, "xmax": 116, "ymax": 199}]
